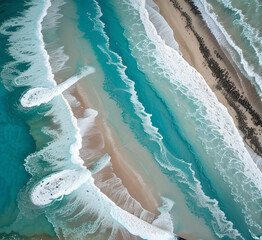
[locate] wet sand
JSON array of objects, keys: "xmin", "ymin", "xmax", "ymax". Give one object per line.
[
  {"xmin": 72, "ymin": 84, "xmax": 160, "ymax": 214},
  {"xmin": 154, "ymin": 0, "xmax": 262, "ymax": 160},
  {"xmin": 39, "ymin": 0, "xmax": 233, "ymax": 238},
  {"xmin": 54, "ymin": 0, "xmax": 160, "ymax": 216}
]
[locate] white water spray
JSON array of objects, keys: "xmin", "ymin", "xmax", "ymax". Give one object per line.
[{"xmin": 21, "ymin": 66, "xmax": 95, "ymax": 107}]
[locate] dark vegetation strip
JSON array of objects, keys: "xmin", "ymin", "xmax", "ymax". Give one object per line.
[{"xmin": 169, "ymin": 0, "xmax": 262, "ymax": 155}]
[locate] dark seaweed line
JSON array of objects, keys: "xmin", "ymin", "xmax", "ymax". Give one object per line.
[{"xmin": 169, "ymin": 0, "xmax": 262, "ymax": 155}]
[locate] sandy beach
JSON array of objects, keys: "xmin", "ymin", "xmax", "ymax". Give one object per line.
[
  {"xmin": 56, "ymin": 1, "xmax": 262, "ymax": 238},
  {"xmin": 72, "ymin": 84, "xmax": 160, "ymax": 214},
  {"xmin": 153, "ymin": 0, "xmax": 262, "ymax": 159},
  {"xmin": 44, "ymin": 0, "xmax": 262, "ymax": 238},
  {"xmin": 47, "ymin": 1, "xmax": 222, "ymax": 238},
  {"xmin": 54, "ymin": 0, "xmax": 160, "ymax": 217},
  {"xmin": 2, "ymin": 0, "xmax": 262, "ymax": 239}
]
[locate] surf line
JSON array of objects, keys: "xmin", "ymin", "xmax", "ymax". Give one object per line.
[
  {"xmin": 22, "ymin": 66, "xmax": 176, "ymax": 239},
  {"xmin": 20, "ymin": 66, "xmax": 95, "ymax": 107},
  {"xmin": 31, "ymin": 154, "xmax": 176, "ymax": 240}
]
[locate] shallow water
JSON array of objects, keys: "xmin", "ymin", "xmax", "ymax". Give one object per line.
[{"xmin": 0, "ymin": 0, "xmax": 261, "ymax": 239}]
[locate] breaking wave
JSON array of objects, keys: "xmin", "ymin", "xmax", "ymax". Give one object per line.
[
  {"xmin": 0, "ymin": 0, "xmax": 175, "ymax": 239},
  {"xmin": 111, "ymin": 0, "xmax": 262, "ymax": 238},
  {"xmin": 193, "ymin": 0, "xmax": 262, "ymax": 100}
]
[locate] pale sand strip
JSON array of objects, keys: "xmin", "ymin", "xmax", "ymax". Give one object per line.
[
  {"xmin": 16, "ymin": 1, "xmax": 160, "ymax": 239},
  {"xmin": 55, "ymin": 0, "xmax": 160, "ymax": 216},
  {"xmin": 38, "ymin": 0, "xmax": 219, "ymax": 238},
  {"xmin": 31, "ymin": 1, "xmax": 160, "ymax": 238},
  {"xmin": 73, "ymin": 84, "xmax": 160, "ymax": 214},
  {"xmin": 154, "ymin": 0, "xmax": 262, "ymax": 158}
]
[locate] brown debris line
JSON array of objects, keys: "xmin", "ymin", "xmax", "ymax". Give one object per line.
[{"xmin": 169, "ymin": 0, "xmax": 262, "ymax": 155}]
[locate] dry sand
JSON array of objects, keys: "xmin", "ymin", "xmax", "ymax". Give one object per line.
[{"xmin": 154, "ymin": 0, "xmax": 262, "ymax": 158}]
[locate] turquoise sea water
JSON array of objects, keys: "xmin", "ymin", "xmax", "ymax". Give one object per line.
[
  {"xmin": 0, "ymin": 1, "xmax": 56, "ymax": 238},
  {"xmin": 0, "ymin": 0, "xmax": 261, "ymax": 239}
]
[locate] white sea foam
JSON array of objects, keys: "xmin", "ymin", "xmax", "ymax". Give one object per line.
[
  {"xmin": 112, "ymin": 0, "xmax": 262, "ymax": 237},
  {"xmin": 0, "ymin": 0, "xmax": 92, "ymax": 234},
  {"xmin": 193, "ymin": 0, "xmax": 262, "ymax": 100},
  {"xmin": 42, "ymin": 0, "xmax": 70, "ymax": 74},
  {"xmin": 245, "ymin": 144, "xmax": 262, "ymax": 171},
  {"xmin": 29, "ymin": 104, "xmax": 174, "ymax": 239},
  {"xmin": 42, "ymin": 0, "xmax": 65, "ymax": 30},
  {"xmin": 77, "ymin": 108, "xmax": 98, "ymax": 137},
  {"xmin": 91, "ymin": 0, "xmax": 246, "ymax": 237},
  {"xmin": 74, "ymin": 105, "xmax": 105, "ymax": 164},
  {"xmin": 111, "ymin": 204, "xmax": 176, "ymax": 240},
  {"xmin": 35, "ymin": 1, "xmax": 175, "ymax": 237},
  {"xmin": 2, "ymin": 0, "xmax": 250, "ymax": 238},
  {"xmin": 90, "ymin": 0, "xmax": 163, "ymax": 147},
  {"xmin": 0, "ymin": 0, "xmax": 76, "ymax": 174},
  {"xmin": 89, "ymin": 154, "xmax": 111, "ymax": 174},
  {"xmin": 48, "ymin": 46, "xmax": 69, "ymax": 73},
  {"xmin": 1, "ymin": 1, "xmax": 177, "ymax": 238},
  {"xmin": 140, "ymin": 0, "xmax": 262, "ymax": 235},
  {"xmin": 0, "ymin": 0, "xmax": 54, "ymax": 90},
  {"xmin": 137, "ymin": 0, "xmax": 262, "ymax": 199},
  {"xmin": 239, "ymin": 132, "xmax": 262, "ymax": 171},
  {"xmin": 30, "ymin": 160, "xmax": 176, "ymax": 239},
  {"xmin": 145, "ymin": 0, "xmax": 181, "ymax": 54},
  {"xmin": 31, "ymin": 169, "xmax": 91, "ymax": 206},
  {"xmin": 20, "ymin": 66, "xmax": 95, "ymax": 107},
  {"xmin": 152, "ymin": 197, "xmax": 174, "ymax": 233},
  {"xmin": 0, "ymin": 0, "xmax": 80, "ymax": 179},
  {"xmin": 215, "ymin": 0, "xmax": 262, "ymax": 67},
  {"xmin": 42, "ymin": 172, "xmax": 175, "ymax": 240}
]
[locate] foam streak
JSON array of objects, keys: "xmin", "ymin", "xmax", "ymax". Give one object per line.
[{"xmin": 20, "ymin": 66, "xmax": 95, "ymax": 107}]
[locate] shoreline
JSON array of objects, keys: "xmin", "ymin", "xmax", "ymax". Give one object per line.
[
  {"xmin": 55, "ymin": 0, "xmax": 160, "ymax": 216},
  {"xmin": 37, "ymin": 0, "xmax": 261, "ymax": 238},
  {"xmin": 73, "ymin": 83, "xmax": 160, "ymax": 214},
  {"xmin": 153, "ymin": 0, "xmax": 262, "ymax": 161}
]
